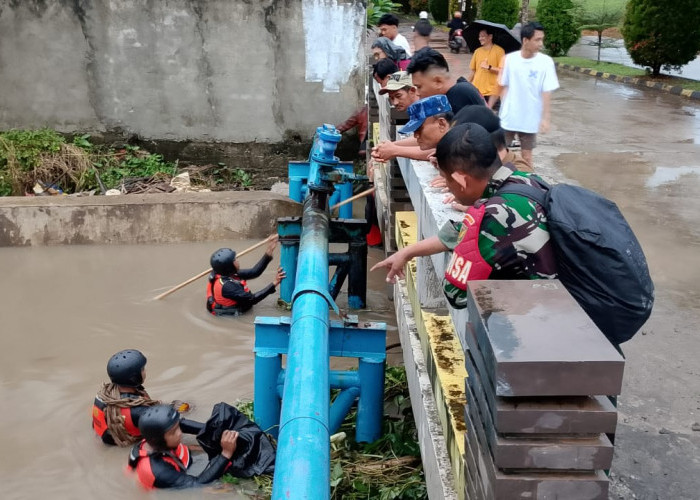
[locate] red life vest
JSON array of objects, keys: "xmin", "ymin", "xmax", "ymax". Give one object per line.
[
  {"xmin": 92, "ymin": 396, "xmax": 140, "ymax": 441},
  {"xmin": 206, "ymin": 275, "xmax": 250, "ymax": 315},
  {"xmin": 128, "ymin": 440, "xmax": 192, "ymax": 490},
  {"xmin": 444, "ymin": 205, "xmax": 493, "ymax": 290}
]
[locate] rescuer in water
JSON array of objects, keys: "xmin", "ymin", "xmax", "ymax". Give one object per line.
[
  {"xmin": 206, "ymin": 236, "xmax": 285, "ymax": 316},
  {"xmin": 128, "ymin": 405, "xmax": 239, "ymax": 489},
  {"xmin": 92, "ymin": 349, "xmax": 204, "ymax": 446}
]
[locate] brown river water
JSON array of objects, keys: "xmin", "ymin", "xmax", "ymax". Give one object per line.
[{"xmin": 0, "ymin": 241, "xmax": 398, "ymax": 499}]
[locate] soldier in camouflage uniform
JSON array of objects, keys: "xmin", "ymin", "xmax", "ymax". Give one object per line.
[{"xmin": 371, "ymin": 123, "xmax": 557, "ymax": 308}]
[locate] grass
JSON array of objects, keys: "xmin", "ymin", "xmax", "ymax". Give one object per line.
[
  {"xmin": 555, "ymin": 56, "xmax": 700, "ymax": 91},
  {"xmin": 529, "ymin": 0, "xmax": 627, "ymax": 12}
]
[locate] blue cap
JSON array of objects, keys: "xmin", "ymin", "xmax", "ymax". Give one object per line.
[{"xmin": 399, "ymin": 95, "xmax": 452, "ymax": 134}]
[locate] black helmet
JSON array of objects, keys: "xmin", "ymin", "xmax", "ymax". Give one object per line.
[
  {"xmin": 107, "ymin": 349, "xmax": 147, "ymax": 387},
  {"xmin": 138, "ymin": 405, "xmax": 180, "ymax": 450},
  {"xmin": 210, "ymin": 248, "xmax": 236, "ymax": 276}
]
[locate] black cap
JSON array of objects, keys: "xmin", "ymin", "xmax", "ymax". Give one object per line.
[
  {"xmin": 210, "ymin": 248, "xmax": 236, "ymax": 276},
  {"xmin": 138, "ymin": 405, "xmax": 180, "ymax": 450},
  {"xmin": 107, "ymin": 349, "xmax": 146, "ymax": 387}
]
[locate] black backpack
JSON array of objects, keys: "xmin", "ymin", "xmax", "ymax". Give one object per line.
[{"xmin": 498, "ymin": 179, "xmax": 654, "ymax": 346}]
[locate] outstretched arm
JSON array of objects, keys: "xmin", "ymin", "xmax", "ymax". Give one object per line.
[{"xmin": 370, "ymin": 236, "xmax": 448, "ymax": 283}]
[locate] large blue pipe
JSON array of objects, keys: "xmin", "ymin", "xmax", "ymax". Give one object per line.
[{"xmin": 272, "ymin": 194, "xmax": 332, "ymax": 499}]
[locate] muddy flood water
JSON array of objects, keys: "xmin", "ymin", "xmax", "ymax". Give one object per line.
[{"xmin": 0, "ymin": 241, "xmax": 398, "ymax": 499}]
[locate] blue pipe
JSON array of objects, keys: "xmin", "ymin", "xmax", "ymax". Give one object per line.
[{"xmin": 329, "ymin": 386, "xmax": 361, "ymax": 434}]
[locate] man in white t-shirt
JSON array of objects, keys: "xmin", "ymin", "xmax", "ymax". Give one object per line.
[
  {"xmin": 377, "ymin": 13, "xmax": 412, "ymax": 57},
  {"xmin": 498, "ymin": 22, "xmax": 559, "ymax": 168}
]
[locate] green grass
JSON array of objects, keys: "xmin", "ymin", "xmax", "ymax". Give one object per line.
[
  {"xmin": 555, "ymin": 56, "xmax": 646, "ymax": 76},
  {"xmin": 555, "ymin": 56, "xmax": 700, "ymax": 91},
  {"xmin": 529, "ymin": 0, "xmax": 627, "ymax": 13}
]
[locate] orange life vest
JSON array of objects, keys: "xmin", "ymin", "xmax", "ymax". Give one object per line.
[
  {"xmin": 128, "ymin": 440, "xmax": 191, "ymax": 490},
  {"xmin": 206, "ymin": 275, "xmax": 249, "ymax": 315},
  {"xmin": 92, "ymin": 396, "xmax": 140, "ymax": 441}
]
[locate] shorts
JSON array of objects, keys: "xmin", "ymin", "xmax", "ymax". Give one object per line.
[{"xmin": 504, "ymin": 130, "xmax": 537, "ymax": 150}]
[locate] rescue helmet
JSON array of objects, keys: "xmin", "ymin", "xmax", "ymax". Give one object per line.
[
  {"xmin": 107, "ymin": 349, "xmax": 147, "ymax": 387},
  {"xmin": 210, "ymin": 248, "xmax": 237, "ymax": 276},
  {"xmin": 138, "ymin": 405, "xmax": 180, "ymax": 450}
]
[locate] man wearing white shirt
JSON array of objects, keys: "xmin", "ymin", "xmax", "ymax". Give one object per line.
[
  {"xmin": 498, "ymin": 22, "xmax": 559, "ymax": 169},
  {"xmin": 377, "ymin": 14, "xmax": 412, "ymax": 57}
]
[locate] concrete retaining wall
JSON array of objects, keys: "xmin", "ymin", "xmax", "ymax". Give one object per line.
[
  {"xmin": 0, "ymin": 0, "xmax": 365, "ymax": 142},
  {"xmin": 0, "ymin": 192, "xmax": 301, "ymax": 246}
]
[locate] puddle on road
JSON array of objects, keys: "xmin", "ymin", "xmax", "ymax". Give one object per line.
[
  {"xmin": 0, "ymin": 241, "xmax": 398, "ymax": 499},
  {"xmin": 555, "ymin": 152, "xmax": 700, "ymax": 310},
  {"xmin": 645, "ymin": 166, "xmax": 700, "ymax": 188}
]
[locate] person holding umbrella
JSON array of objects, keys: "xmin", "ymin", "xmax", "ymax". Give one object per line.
[{"xmin": 467, "ymin": 27, "xmax": 506, "ymax": 110}]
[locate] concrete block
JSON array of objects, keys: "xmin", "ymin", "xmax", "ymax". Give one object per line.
[
  {"xmin": 466, "ymin": 280, "xmax": 625, "ymax": 396},
  {"xmin": 465, "ymin": 381, "xmax": 614, "ymax": 471},
  {"xmin": 465, "ymin": 351, "xmax": 618, "ymax": 435},
  {"xmin": 464, "ymin": 406, "xmax": 609, "ymax": 500}
]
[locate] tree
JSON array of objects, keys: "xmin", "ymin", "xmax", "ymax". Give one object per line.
[
  {"xmin": 367, "ymin": 0, "xmax": 402, "ymax": 28},
  {"xmin": 622, "ymin": 0, "xmax": 700, "ymax": 77},
  {"xmin": 481, "ymin": 0, "xmax": 519, "ymax": 27},
  {"xmin": 536, "ymin": 0, "xmax": 580, "ymax": 57},
  {"xmin": 579, "ymin": 3, "xmax": 623, "ymax": 63},
  {"xmin": 429, "ymin": 0, "xmax": 449, "ymax": 23}
]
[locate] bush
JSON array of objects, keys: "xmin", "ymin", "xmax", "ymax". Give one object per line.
[
  {"xmin": 429, "ymin": 0, "xmax": 449, "ymax": 23},
  {"xmin": 481, "ymin": 0, "xmax": 519, "ymax": 27},
  {"xmin": 367, "ymin": 0, "xmax": 402, "ymax": 28},
  {"xmin": 409, "ymin": 0, "xmax": 429, "ymax": 14},
  {"xmin": 536, "ymin": 0, "xmax": 580, "ymax": 56},
  {"xmin": 622, "ymin": 0, "xmax": 700, "ymax": 77}
]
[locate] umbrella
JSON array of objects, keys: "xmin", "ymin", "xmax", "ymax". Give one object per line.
[{"xmin": 464, "ymin": 20, "xmax": 521, "ymax": 54}]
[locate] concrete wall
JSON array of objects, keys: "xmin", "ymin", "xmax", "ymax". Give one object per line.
[
  {"xmin": 0, "ymin": 191, "xmax": 301, "ymax": 246},
  {"xmin": 0, "ymin": 0, "xmax": 365, "ymax": 142}
]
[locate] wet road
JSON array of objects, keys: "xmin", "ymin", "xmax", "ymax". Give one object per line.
[
  {"xmin": 0, "ymin": 241, "xmax": 398, "ymax": 499},
  {"xmin": 538, "ymin": 71, "xmax": 700, "ymax": 499}
]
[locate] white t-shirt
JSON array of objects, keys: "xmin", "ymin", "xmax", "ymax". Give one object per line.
[
  {"xmin": 499, "ymin": 51, "xmax": 559, "ymax": 134},
  {"xmin": 392, "ymin": 34, "xmax": 412, "ymax": 57}
]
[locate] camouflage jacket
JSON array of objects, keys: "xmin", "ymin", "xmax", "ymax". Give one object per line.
[{"xmin": 438, "ymin": 164, "xmax": 557, "ymax": 308}]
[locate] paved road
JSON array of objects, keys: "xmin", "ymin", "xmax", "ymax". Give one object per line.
[
  {"xmin": 540, "ymin": 72, "xmax": 700, "ymax": 499},
  {"xmin": 401, "ymin": 22, "xmax": 700, "ymax": 499}
]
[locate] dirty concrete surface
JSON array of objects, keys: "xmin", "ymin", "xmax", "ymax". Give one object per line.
[
  {"xmin": 0, "ymin": 241, "xmax": 398, "ymax": 499},
  {"xmin": 403, "ymin": 22, "xmax": 700, "ymax": 499}
]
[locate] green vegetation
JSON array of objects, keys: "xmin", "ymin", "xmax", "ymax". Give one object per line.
[
  {"xmin": 579, "ymin": 4, "xmax": 623, "ymax": 62},
  {"xmin": 228, "ymin": 366, "xmax": 426, "ymax": 499},
  {"xmin": 622, "ymin": 0, "xmax": 700, "ymax": 76},
  {"xmin": 537, "ymin": 0, "xmax": 581, "ymax": 56},
  {"xmin": 556, "ymin": 56, "xmax": 700, "ymax": 91},
  {"xmin": 530, "ymin": 0, "xmax": 626, "ymax": 12},
  {"xmin": 481, "ymin": 0, "xmax": 519, "ymax": 27},
  {"xmin": 0, "ymin": 129, "xmax": 257, "ymax": 196},
  {"xmin": 429, "ymin": 0, "xmax": 450, "ymax": 22},
  {"xmin": 367, "ymin": 0, "xmax": 403, "ymax": 27}
]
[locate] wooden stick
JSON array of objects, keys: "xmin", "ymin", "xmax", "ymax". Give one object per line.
[
  {"xmin": 330, "ymin": 186, "xmax": 376, "ymax": 212},
  {"xmin": 153, "ymin": 235, "xmax": 275, "ymax": 300}
]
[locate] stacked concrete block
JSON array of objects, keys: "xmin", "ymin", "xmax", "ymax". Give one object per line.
[{"xmin": 462, "ymin": 280, "xmax": 625, "ymax": 500}]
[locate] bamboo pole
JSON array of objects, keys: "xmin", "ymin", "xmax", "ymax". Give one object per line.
[
  {"xmin": 153, "ymin": 235, "xmax": 275, "ymax": 300},
  {"xmin": 330, "ymin": 186, "xmax": 375, "ymax": 212}
]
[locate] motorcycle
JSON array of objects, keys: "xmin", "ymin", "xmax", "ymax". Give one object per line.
[{"xmin": 449, "ymin": 29, "xmax": 466, "ymax": 54}]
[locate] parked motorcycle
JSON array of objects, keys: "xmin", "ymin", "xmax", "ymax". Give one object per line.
[{"xmin": 449, "ymin": 29, "xmax": 466, "ymax": 53}]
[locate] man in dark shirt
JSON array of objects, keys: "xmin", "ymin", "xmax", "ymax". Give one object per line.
[
  {"xmin": 407, "ymin": 48, "xmax": 484, "ymax": 113},
  {"xmin": 446, "ymin": 10, "xmax": 467, "ymax": 39},
  {"xmin": 206, "ymin": 237, "xmax": 285, "ymax": 316}
]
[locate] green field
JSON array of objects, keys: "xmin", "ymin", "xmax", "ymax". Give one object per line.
[{"xmin": 528, "ymin": 0, "xmax": 627, "ymax": 14}]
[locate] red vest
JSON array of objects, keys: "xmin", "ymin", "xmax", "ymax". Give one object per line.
[
  {"xmin": 444, "ymin": 205, "xmax": 493, "ymax": 290},
  {"xmin": 92, "ymin": 396, "xmax": 140, "ymax": 440},
  {"xmin": 129, "ymin": 441, "xmax": 192, "ymax": 490},
  {"xmin": 206, "ymin": 275, "xmax": 249, "ymax": 314}
]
